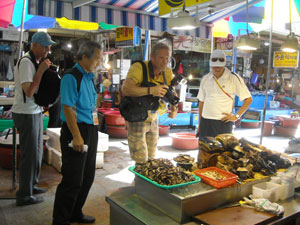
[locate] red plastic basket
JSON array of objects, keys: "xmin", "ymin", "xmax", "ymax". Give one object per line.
[{"xmin": 194, "ymin": 167, "xmax": 238, "ymax": 189}]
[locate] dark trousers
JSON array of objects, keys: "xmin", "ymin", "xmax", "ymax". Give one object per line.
[
  {"xmin": 12, "ymin": 113, "xmax": 43, "ymax": 199},
  {"xmin": 48, "ymin": 97, "xmax": 62, "ymax": 128},
  {"xmin": 52, "ymin": 123, "xmax": 98, "ymax": 225},
  {"xmin": 199, "ymin": 117, "xmax": 233, "ymax": 138}
]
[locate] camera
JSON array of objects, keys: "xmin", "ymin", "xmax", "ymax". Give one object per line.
[
  {"xmin": 49, "ymin": 64, "xmax": 59, "ymax": 72},
  {"xmin": 162, "ymin": 74, "xmax": 186, "ymax": 105},
  {"xmin": 163, "ymin": 87, "xmax": 179, "ymax": 105}
]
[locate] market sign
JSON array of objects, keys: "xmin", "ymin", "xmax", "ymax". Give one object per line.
[
  {"xmin": 159, "ymin": 0, "xmax": 210, "ymax": 16},
  {"xmin": 191, "ymin": 37, "xmax": 211, "ymax": 53},
  {"xmin": 273, "ymin": 51, "xmax": 299, "ymax": 68},
  {"xmin": 173, "ymin": 36, "xmax": 211, "ymax": 53},
  {"xmin": 115, "ymin": 27, "xmax": 134, "ymax": 47}
]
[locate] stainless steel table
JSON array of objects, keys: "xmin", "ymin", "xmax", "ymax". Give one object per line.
[{"xmin": 106, "ymin": 177, "xmax": 300, "ymax": 225}]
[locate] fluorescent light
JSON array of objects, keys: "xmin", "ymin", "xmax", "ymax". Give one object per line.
[
  {"xmin": 38, "ymin": 28, "xmax": 47, "ymax": 33},
  {"xmin": 234, "ymin": 36, "xmax": 260, "ymax": 51},
  {"xmin": 167, "ymin": 11, "xmax": 201, "ymax": 30},
  {"xmin": 281, "ymin": 35, "xmax": 298, "ymax": 53}
]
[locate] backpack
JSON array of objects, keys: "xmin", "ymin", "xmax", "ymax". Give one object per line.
[
  {"xmin": 62, "ymin": 66, "xmax": 85, "ymax": 93},
  {"xmin": 17, "ymin": 51, "xmax": 61, "ymax": 107},
  {"xmin": 119, "ymin": 61, "xmax": 159, "ymax": 122}
]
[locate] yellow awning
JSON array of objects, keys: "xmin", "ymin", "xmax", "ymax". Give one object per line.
[{"xmin": 56, "ymin": 17, "xmax": 98, "ymax": 31}]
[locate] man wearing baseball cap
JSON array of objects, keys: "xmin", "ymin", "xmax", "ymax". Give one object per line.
[
  {"xmin": 196, "ymin": 49, "xmax": 252, "ymax": 137},
  {"xmin": 12, "ymin": 31, "xmax": 55, "ymax": 206}
]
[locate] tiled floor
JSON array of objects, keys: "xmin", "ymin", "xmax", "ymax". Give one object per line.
[{"xmin": 0, "ymin": 127, "xmax": 296, "ymax": 225}]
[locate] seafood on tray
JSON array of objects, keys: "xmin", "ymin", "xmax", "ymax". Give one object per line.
[
  {"xmin": 198, "ymin": 170, "xmax": 226, "ymax": 181},
  {"xmin": 134, "ymin": 158, "xmax": 195, "ymax": 185}
]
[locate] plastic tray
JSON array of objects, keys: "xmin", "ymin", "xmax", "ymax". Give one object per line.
[
  {"xmin": 128, "ymin": 166, "xmax": 201, "ymax": 189},
  {"xmin": 194, "ymin": 167, "xmax": 238, "ymax": 189}
]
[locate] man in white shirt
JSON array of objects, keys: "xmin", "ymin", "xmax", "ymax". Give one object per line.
[
  {"xmin": 12, "ymin": 31, "xmax": 55, "ymax": 206},
  {"xmin": 197, "ymin": 49, "xmax": 252, "ymax": 137}
]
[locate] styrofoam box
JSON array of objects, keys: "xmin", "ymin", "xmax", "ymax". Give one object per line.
[
  {"xmin": 45, "ymin": 145, "xmax": 62, "ymax": 173},
  {"xmin": 252, "ymin": 182, "xmax": 281, "ymax": 202},
  {"xmin": 45, "ymin": 144, "xmax": 105, "ymax": 171},
  {"xmin": 45, "ymin": 128, "xmax": 109, "ymax": 171},
  {"xmin": 46, "ymin": 128, "xmax": 109, "ymax": 153},
  {"xmin": 269, "ymin": 101, "xmax": 280, "ymax": 109},
  {"xmin": 182, "ymin": 102, "xmax": 192, "ymax": 112}
]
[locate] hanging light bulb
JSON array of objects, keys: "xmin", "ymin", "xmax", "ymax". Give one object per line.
[
  {"xmin": 234, "ymin": 0, "xmax": 260, "ymax": 51},
  {"xmin": 104, "ymin": 62, "xmax": 111, "ymax": 70},
  {"xmin": 281, "ymin": 34, "xmax": 298, "ymax": 52},
  {"xmin": 281, "ymin": 0, "xmax": 299, "ymax": 52},
  {"xmin": 188, "ymin": 74, "xmax": 193, "ymax": 80},
  {"xmin": 167, "ymin": 1, "xmax": 201, "ymax": 30}
]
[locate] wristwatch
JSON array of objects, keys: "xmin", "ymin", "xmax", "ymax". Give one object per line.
[{"xmin": 235, "ymin": 114, "xmax": 240, "ymax": 120}]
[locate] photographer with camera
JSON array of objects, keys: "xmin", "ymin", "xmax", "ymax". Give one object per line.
[
  {"xmin": 121, "ymin": 42, "xmax": 177, "ymax": 165},
  {"xmin": 12, "ymin": 31, "xmax": 55, "ymax": 206}
]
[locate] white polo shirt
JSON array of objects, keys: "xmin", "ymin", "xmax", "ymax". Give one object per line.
[
  {"xmin": 197, "ymin": 67, "xmax": 251, "ymax": 120},
  {"xmin": 12, "ymin": 52, "xmax": 42, "ymax": 114}
]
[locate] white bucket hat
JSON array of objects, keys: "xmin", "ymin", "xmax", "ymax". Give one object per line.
[{"xmin": 210, "ymin": 49, "xmax": 226, "ymax": 67}]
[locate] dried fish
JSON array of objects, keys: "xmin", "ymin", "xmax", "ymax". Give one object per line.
[{"xmin": 134, "ymin": 158, "xmax": 195, "ymax": 185}]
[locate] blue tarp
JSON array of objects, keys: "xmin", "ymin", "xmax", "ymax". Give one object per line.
[
  {"xmin": 21, "ymin": 16, "xmax": 56, "ymax": 29},
  {"xmin": 12, "ymin": 0, "xmax": 55, "ymax": 29}
]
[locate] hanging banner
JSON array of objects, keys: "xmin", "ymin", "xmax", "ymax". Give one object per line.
[
  {"xmin": 173, "ymin": 36, "xmax": 211, "ymax": 53},
  {"xmin": 115, "ymin": 27, "xmax": 134, "ymax": 47},
  {"xmin": 173, "ymin": 36, "xmax": 193, "ymax": 51},
  {"xmin": 191, "ymin": 37, "xmax": 211, "ymax": 53},
  {"xmin": 273, "ymin": 51, "xmax": 299, "ymax": 68},
  {"xmin": 214, "ymin": 35, "xmax": 234, "ymax": 50},
  {"xmin": 159, "ymin": 0, "xmax": 210, "ymax": 16}
]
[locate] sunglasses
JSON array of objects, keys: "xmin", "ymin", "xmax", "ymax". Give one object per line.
[{"xmin": 211, "ymin": 58, "xmax": 225, "ymax": 62}]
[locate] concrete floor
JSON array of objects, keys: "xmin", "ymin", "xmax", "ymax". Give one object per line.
[{"xmin": 0, "ymin": 127, "xmax": 296, "ymax": 225}]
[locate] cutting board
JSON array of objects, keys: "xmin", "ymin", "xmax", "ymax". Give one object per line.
[{"xmin": 193, "ymin": 206, "xmax": 281, "ymax": 225}]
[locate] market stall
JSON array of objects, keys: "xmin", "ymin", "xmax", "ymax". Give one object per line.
[{"xmin": 106, "ymin": 134, "xmax": 299, "ymax": 225}]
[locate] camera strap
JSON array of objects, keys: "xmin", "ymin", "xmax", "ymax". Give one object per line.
[
  {"xmin": 162, "ymin": 71, "xmax": 167, "ymax": 85},
  {"xmin": 213, "ymin": 76, "xmax": 233, "ymax": 100}
]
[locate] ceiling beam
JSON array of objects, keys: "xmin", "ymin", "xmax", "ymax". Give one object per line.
[{"xmin": 73, "ymin": 0, "xmax": 95, "ymax": 8}]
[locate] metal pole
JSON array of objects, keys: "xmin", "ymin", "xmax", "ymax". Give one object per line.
[
  {"xmin": 12, "ymin": 127, "xmax": 17, "ymax": 190},
  {"xmin": 260, "ymin": 0, "xmax": 274, "ymax": 144},
  {"xmin": 18, "ymin": 0, "xmax": 27, "ymax": 59}
]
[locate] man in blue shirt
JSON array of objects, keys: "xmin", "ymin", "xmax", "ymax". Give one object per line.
[{"xmin": 52, "ymin": 41, "xmax": 102, "ymax": 225}]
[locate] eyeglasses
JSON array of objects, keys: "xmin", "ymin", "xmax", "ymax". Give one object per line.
[{"xmin": 211, "ymin": 58, "xmax": 225, "ymax": 62}]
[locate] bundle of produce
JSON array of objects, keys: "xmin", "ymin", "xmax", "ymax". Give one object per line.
[{"xmin": 134, "ymin": 158, "xmax": 195, "ymax": 185}]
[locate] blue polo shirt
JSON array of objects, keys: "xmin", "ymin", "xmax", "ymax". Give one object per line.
[{"xmin": 60, "ymin": 63, "xmax": 97, "ymax": 125}]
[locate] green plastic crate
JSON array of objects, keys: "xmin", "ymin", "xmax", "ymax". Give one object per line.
[
  {"xmin": 0, "ymin": 116, "xmax": 49, "ymax": 132},
  {"xmin": 128, "ymin": 166, "xmax": 201, "ymax": 189}
]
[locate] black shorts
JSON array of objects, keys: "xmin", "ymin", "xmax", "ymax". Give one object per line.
[{"xmin": 198, "ymin": 117, "xmax": 233, "ymax": 138}]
